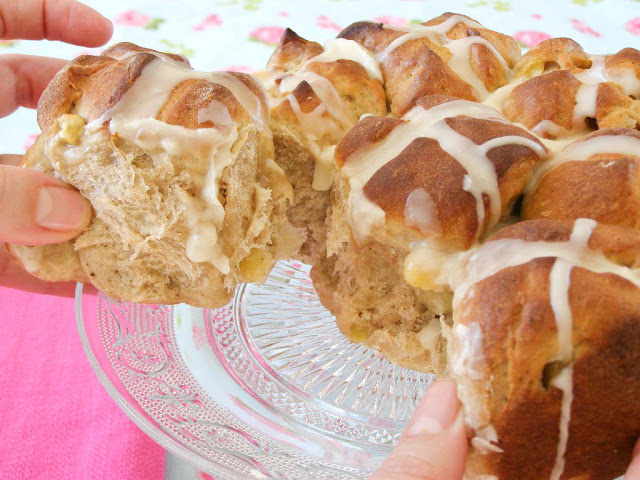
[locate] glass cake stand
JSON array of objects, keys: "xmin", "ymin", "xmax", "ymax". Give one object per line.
[{"xmin": 76, "ymin": 260, "xmax": 432, "ymax": 479}]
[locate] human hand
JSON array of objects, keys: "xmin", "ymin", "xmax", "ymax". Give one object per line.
[
  {"xmin": 370, "ymin": 379, "xmax": 467, "ymax": 480},
  {"xmin": 626, "ymin": 442, "xmax": 640, "ymax": 480},
  {"xmin": 371, "ymin": 378, "xmax": 640, "ymax": 480},
  {"xmin": 0, "ymin": 0, "xmax": 112, "ymax": 295}
]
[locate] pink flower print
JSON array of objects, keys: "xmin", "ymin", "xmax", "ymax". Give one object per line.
[
  {"xmin": 317, "ymin": 15, "xmax": 342, "ymax": 31},
  {"xmin": 22, "ymin": 134, "xmax": 38, "ymax": 152},
  {"xmin": 512, "ymin": 30, "xmax": 552, "ymax": 48},
  {"xmin": 193, "ymin": 14, "xmax": 222, "ymax": 31},
  {"xmin": 571, "ymin": 18, "xmax": 601, "ymax": 38},
  {"xmin": 626, "ymin": 18, "xmax": 640, "ymax": 36},
  {"xmin": 249, "ymin": 26, "xmax": 285, "ymax": 46},
  {"xmin": 278, "ymin": 11, "xmax": 289, "ymax": 17},
  {"xmin": 115, "ymin": 10, "xmax": 151, "ymax": 27},
  {"xmin": 221, "ymin": 65, "xmax": 254, "ymax": 73},
  {"xmin": 373, "ymin": 15, "xmax": 408, "ymax": 27},
  {"xmin": 530, "ymin": 13, "xmax": 543, "ymax": 20}
]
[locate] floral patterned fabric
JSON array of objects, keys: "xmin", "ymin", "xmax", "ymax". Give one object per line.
[
  {"xmin": 0, "ymin": 1, "xmax": 638, "ymax": 479},
  {"xmin": 0, "ymin": 0, "xmax": 639, "ymax": 154}
]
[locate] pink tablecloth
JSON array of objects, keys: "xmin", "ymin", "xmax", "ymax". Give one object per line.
[{"xmin": 0, "ymin": 286, "xmax": 165, "ymax": 480}]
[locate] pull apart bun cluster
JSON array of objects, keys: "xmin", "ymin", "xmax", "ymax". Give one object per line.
[
  {"xmin": 9, "ymin": 43, "xmax": 300, "ymax": 307},
  {"xmin": 9, "ymin": 13, "xmax": 640, "ymax": 480}
]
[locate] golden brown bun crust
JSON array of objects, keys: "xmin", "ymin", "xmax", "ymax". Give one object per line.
[
  {"xmin": 505, "ymin": 75, "xmax": 639, "ymax": 134},
  {"xmin": 423, "ymin": 13, "xmax": 521, "ymax": 66},
  {"xmin": 513, "ymin": 38, "xmax": 591, "ymax": 78},
  {"xmin": 266, "ymin": 28, "xmax": 324, "ymax": 71},
  {"xmin": 334, "ymin": 115, "xmax": 404, "ymax": 167},
  {"xmin": 504, "ymin": 69, "xmax": 582, "ymax": 133},
  {"xmin": 308, "ymin": 59, "xmax": 386, "ymax": 120},
  {"xmin": 506, "ymin": 40, "xmax": 640, "ymax": 136},
  {"xmin": 524, "ymin": 158, "xmax": 640, "ymax": 228},
  {"xmin": 335, "ymin": 96, "xmax": 547, "ymax": 249},
  {"xmin": 102, "ymin": 42, "xmax": 190, "ymax": 64},
  {"xmin": 268, "ymin": 61, "xmax": 385, "ymax": 143},
  {"xmin": 11, "ymin": 43, "xmax": 294, "ymax": 308},
  {"xmin": 339, "ymin": 20, "xmax": 478, "ymax": 116},
  {"xmin": 364, "ymin": 135, "xmax": 478, "ymax": 247},
  {"xmin": 339, "ymin": 13, "xmax": 520, "ymax": 116},
  {"xmin": 523, "ymin": 128, "xmax": 640, "ymax": 228},
  {"xmin": 607, "ymin": 47, "xmax": 640, "ymax": 84},
  {"xmin": 490, "ymin": 218, "xmax": 640, "ymax": 262},
  {"xmin": 35, "ymin": 54, "xmax": 133, "ymax": 133},
  {"xmin": 455, "ymin": 220, "xmax": 640, "ymax": 480},
  {"xmin": 265, "ymin": 27, "xmax": 386, "ymax": 127},
  {"xmin": 38, "ymin": 45, "xmax": 267, "ymax": 134},
  {"xmin": 157, "ymin": 77, "xmax": 254, "ymax": 129}
]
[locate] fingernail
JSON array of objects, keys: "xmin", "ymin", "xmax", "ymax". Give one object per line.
[
  {"xmin": 36, "ymin": 186, "xmax": 91, "ymax": 231},
  {"xmin": 406, "ymin": 378, "xmax": 462, "ymax": 435}
]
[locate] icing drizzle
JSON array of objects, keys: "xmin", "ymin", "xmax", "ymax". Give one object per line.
[
  {"xmin": 257, "ymin": 38, "xmax": 382, "ymax": 191},
  {"xmin": 547, "ymin": 219, "xmax": 596, "ymax": 480},
  {"xmin": 342, "ymin": 100, "xmax": 545, "ymax": 242},
  {"xmin": 377, "ymin": 14, "xmax": 509, "ymax": 99},
  {"xmin": 450, "ymin": 218, "xmax": 640, "ymax": 476},
  {"xmin": 526, "ymin": 133, "xmax": 640, "ymax": 195},
  {"xmin": 85, "ymin": 56, "xmax": 268, "ymax": 273}
]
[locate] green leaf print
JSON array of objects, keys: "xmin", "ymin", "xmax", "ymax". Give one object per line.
[
  {"xmin": 571, "ymin": 0, "xmax": 604, "ymax": 5},
  {"xmin": 493, "ymin": 1, "xmax": 511, "ymax": 10},
  {"xmin": 144, "ymin": 18, "xmax": 165, "ymax": 30},
  {"xmin": 244, "ymin": 0, "xmax": 261, "ymax": 9},
  {"xmin": 159, "ymin": 39, "xmax": 195, "ymax": 58},
  {"xmin": 217, "ymin": 0, "xmax": 262, "ymax": 8},
  {"xmin": 0, "ymin": 41, "xmax": 16, "ymax": 47},
  {"xmin": 466, "ymin": 0, "xmax": 511, "ymax": 10}
]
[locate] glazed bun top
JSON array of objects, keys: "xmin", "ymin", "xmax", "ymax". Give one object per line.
[
  {"xmin": 37, "ymin": 42, "xmax": 277, "ymax": 274},
  {"xmin": 334, "ymin": 95, "xmax": 547, "ymax": 251},
  {"xmin": 257, "ymin": 29, "xmax": 386, "ymax": 190},
  {"xmin": 39, "ymin": 42, "xmax": 270, "ymax": 138},
  {"xmin": 10, "ymin": 41, "xmax": 298, "ymax": 308},
  {"xmin": 504, "ymin": 39, "xmax": 640, "ymax": 138},
  {"xmin": 321, "ymin": 13, "xmax": 640, "ymax": 294},
  {"xmin": 449, "ymin": 218, "xmax": 640, "ymax": 480},
  {"xmin": 339, "ymin": 12, "xmax": 521, "ymax": 116}
]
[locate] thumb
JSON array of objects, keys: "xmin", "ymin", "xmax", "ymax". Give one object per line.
[
  {"xmin": 371, "ymin": 379, "xmax": 468, "ymax": 480},
  {"xmin": 0, "ymin": 163, "xmax": 92, "ymax": 245}
]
